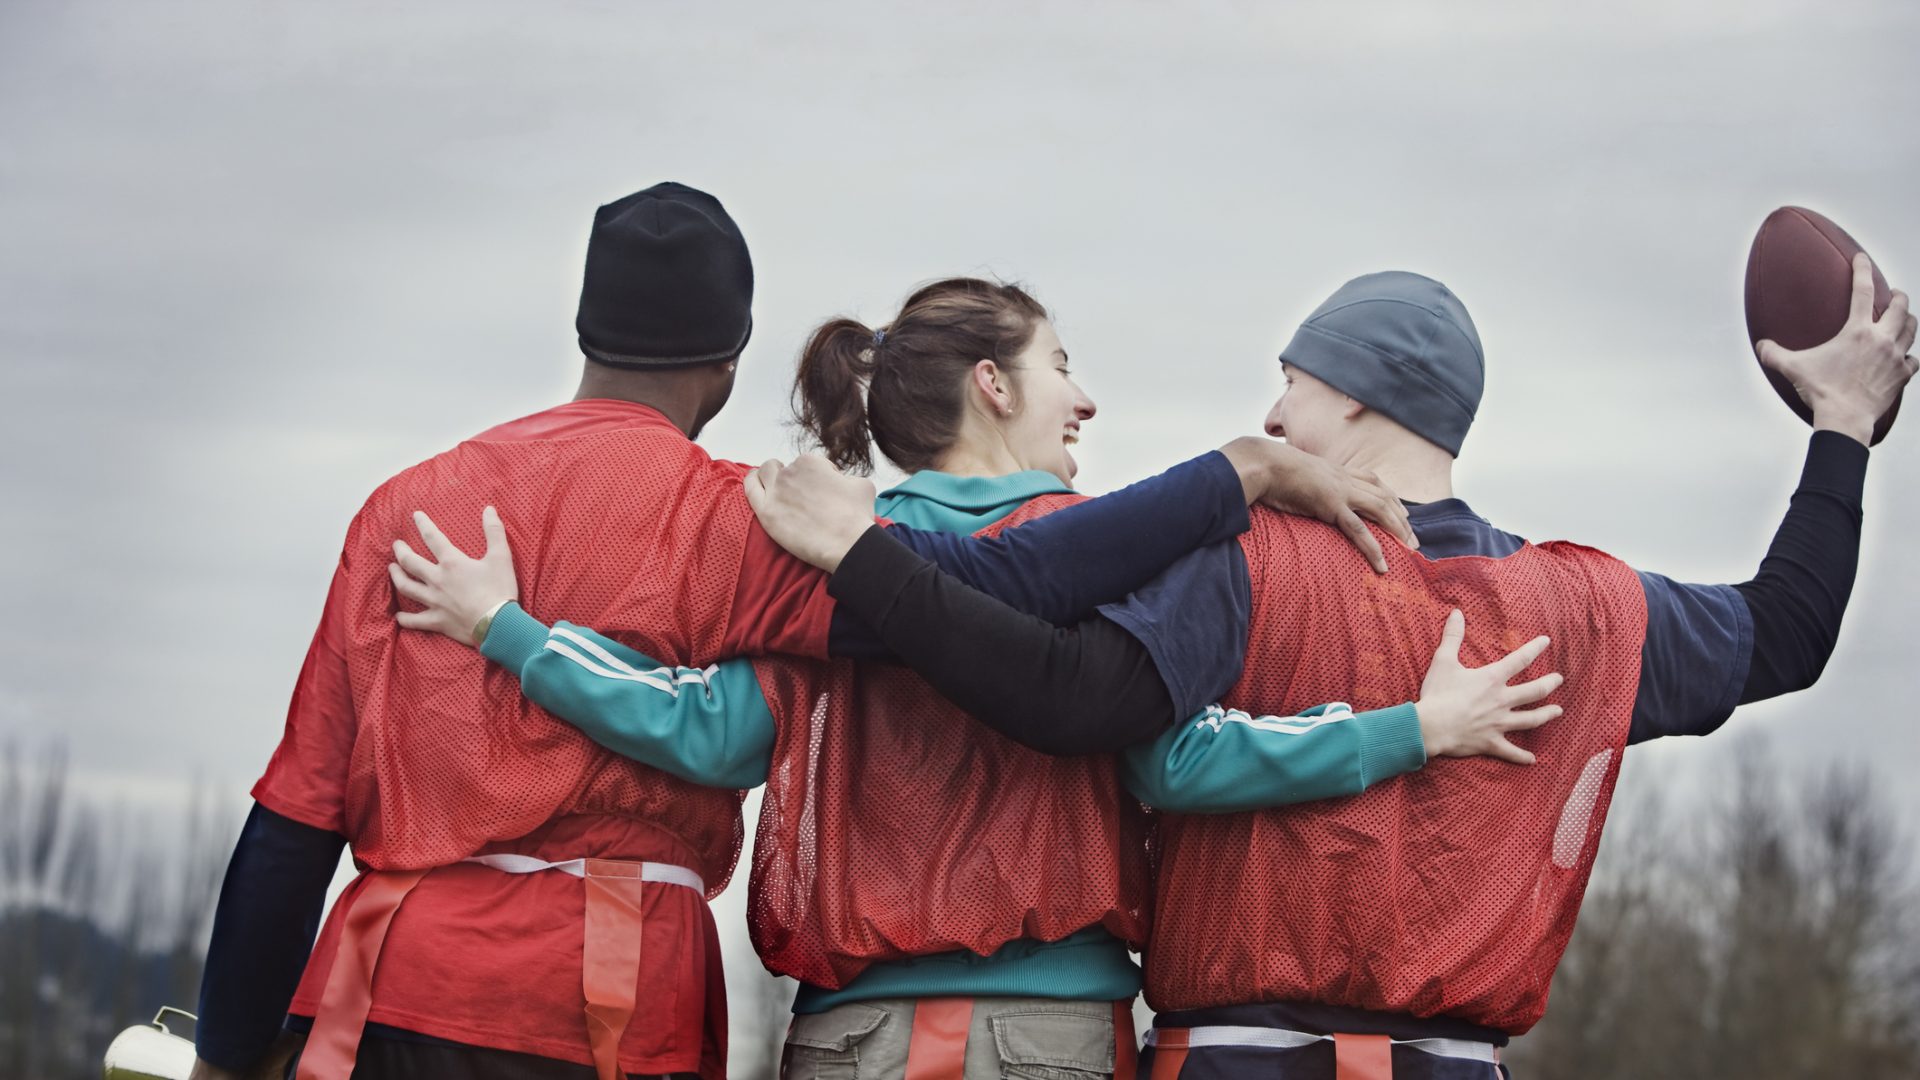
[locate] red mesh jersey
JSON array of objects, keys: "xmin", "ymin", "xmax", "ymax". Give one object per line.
[
  {"xmin": 747, "ymin": 494, "xmax": 1155, "ymax": 990},
  {"xmin": 252, "ymin": 400, "xmax": 835, "ymax": 1076},
  {"xmin": 312, "ymin": 409, "xmax": 758, "ymax": 877},
  {"xmin": 1143, "ymin": 509, "xmax": 1647, "ymax": 1034}
]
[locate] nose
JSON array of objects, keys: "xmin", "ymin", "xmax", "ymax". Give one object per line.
[
  {"xmin": 1075, "ymin": 391, "xmax": 1097, "ymax": 422},
  {"xmin": 1264, "ymin": 397, "xmax": 1285, "ymax": 439}
]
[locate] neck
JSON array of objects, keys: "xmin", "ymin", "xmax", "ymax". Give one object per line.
[
  {"xmin": 930, "ymin": 428, "xmax": 1026, "ymax": 479},
  {"xmin": 574, "ymin": 364, "xmax": 705, "ymax": 438},
  {"xmin": 1341, "ymin": 441, "xmax": 1456, "ymax": 503}
]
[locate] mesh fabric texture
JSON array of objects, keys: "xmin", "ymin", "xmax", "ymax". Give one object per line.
[
  {"xmin": 332, "ymin": 419, "xmax": 752, "ymax": 884},
  {"xmin": 255, "ymin": 404, "xmax": 783, "ymax": 1076},
  {"xmin": 1144, "ymin": 509, "xmax": 1647, "ymax": 1034},
  {"xmin": 748, "ymin": 494, "xmax": 1154, "ymax": 989}
]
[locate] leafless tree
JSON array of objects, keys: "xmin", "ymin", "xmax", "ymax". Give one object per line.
[
  {"xmin": 0, "ymin": 741, "xmax": 236, "ymax": 1079},
  {"xmin": 1511, "ymin": 738, "xmax": 1920, "ymax": 1079}
]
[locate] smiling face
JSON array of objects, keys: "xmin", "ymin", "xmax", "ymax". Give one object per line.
[{"xmin": 998, "ymin": 320, "xmax": 1097, "ymax": 483}]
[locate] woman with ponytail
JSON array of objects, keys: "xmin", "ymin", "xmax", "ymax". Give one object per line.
[{"xmin": 390, "ymin": 278, "xmax": 1557, "ymax": 1079}]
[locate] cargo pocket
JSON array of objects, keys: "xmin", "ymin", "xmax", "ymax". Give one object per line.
[
  {"xmin": 990, "ymin": 1007, "xmax": 1117, "ymax": 1080},
  {"xmin": 783, "ymin": 1005, "xmax": 891, "ymax": 1080}
]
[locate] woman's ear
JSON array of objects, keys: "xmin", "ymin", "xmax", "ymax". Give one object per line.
[
  {"xmin": 1341, "ymin": 395, "xmax": 1366, "ymax": 421},
  {"xmin": 972, "ymin": 359, "xmax": 1014, "ymax": 417}
]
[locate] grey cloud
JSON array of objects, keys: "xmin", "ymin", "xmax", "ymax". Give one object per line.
[{"xmin": 2, "ymin": 3, "xmax": 1917, "ymax": 1057}]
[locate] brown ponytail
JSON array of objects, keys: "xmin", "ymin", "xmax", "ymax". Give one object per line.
[
  {"xmin": 792, "ymin": 278, "xmax": 1049, "ymax": 475},
  {"xmin": 794, "ymin": 318, "xmax": 882, "ymax": 473}
]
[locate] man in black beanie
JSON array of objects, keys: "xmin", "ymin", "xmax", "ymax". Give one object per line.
[
  {"xmin": 189, "ymin": 180, "xmax": 836, "ymax": 1080},
  {"xmin": 569, "ymin": 182, "xmax": 755, "ymax": 439},
  {"xmin": 190, "ymin": 182, "xmax": 1389, "ymax": 1080}
]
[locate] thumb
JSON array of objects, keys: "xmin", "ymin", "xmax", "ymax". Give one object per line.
[
  {"xmin": 1433, "ymin": 609, "xmax": 1466, "ymax": 664},
  {"xmin": 1755, "ymin": 339, "xmax": 1795, "ymax": 375}
]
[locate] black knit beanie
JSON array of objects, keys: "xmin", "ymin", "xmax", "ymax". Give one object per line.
[{"xmin": 576, "ymin": 182, "xmax": 754, "ymax": 367}]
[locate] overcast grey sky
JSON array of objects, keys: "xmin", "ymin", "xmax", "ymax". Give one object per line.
[{"xmin": 3, "ymin": 0, "xmax": 1917, "ymax": 1068}]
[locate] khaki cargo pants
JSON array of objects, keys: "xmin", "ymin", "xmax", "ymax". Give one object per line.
[{"xmin": 782, "ymin": 997, "xmax": 1133, "ymax": 1080}]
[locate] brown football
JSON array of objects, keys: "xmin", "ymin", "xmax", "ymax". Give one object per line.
[{"xmin": 1744, "ymin": 206, "xmax": 1900, "ymax": 445}]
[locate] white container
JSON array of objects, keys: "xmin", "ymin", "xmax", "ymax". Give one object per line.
[{"xmin": 102, "ymin": 1007, "xmax": 197, "ymax": 1080}]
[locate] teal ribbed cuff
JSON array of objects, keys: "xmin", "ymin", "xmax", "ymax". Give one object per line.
[
  {"xmin": 1354, "ymin": 702, "xmax": 1427, "ymax": 788},
  {"xmin": 479, "ymin": 602, "xmax": 549, "ymax": 672}
]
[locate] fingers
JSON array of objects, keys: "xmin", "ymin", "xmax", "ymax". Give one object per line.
[
  {"xmin": 1362, "ymin": 491, "xmax": 1417, "ymax": 550},
  {"xmin": 1349, "ymin": 470, "xmax": 1416, "ymax": 549},
  {"xmin": 741, "ymin": 467, "xmax": 766, "ymax": 512},
  {"xmin": 1489, "ymin": 634, "xmax": 1552, "ymax": 681},
  {"xmin": 1488, "ymin": 735, "xmax": 1537, "ymax": 767},
  {"xmin": 1880, "ymin": 288, "xmax": 1909, "ymax": 332},
  {"xmin": 1502, "ymin": 670, "xmax": 1566, "ymax": 708},
  {"xmin": 1431, "ymin": 608, "xmax": 1465, "ymax": 664},
  {"xmin": 1896, "ymin": 307, "xmax": 1918, "ymax": 355},
  {"xmin": 756, "ymin": 459, "xmax": 784, "ymax": 493},
  {"xmin": 391, "ymin": 539, "xmax": 439, "ymax": 583},
  {"xmin": 1344, "ymin": 488, "xmax": 1420, "ymax": 553},
  {"xmin": 388, "ymin": 562, "xmax": 435, "ymax": 605},
  {"xmin": 745, "ymin": 459, "xmax": 787, "ymax": 513},
  {"xmin": 412, "ymin": 510, "xmax": 460, "ymax": 562},
  {"xmin": 1849, "ymin": 253, "xmax": 1876, "ymax": 325},
  {"xmin": 395, "ymin": 609, "xmax": 435, "ymax": 630},
  {"xmin": 480, "ymin": 505, "xmax": 511, "ymax": 558},
  {"xmin": 1337, "ymin": 509, "xmax": 1389, "ymax": 574},
  {"xmin": 1501, "ymin": 703, "xmax": 1563, "ymax": 732}
]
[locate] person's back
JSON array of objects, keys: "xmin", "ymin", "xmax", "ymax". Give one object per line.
[
  {"xmin": 194, "ymin": 181, "xmax": 838, "ymax": 1080},
  {"xmin": 261, "ymin": 400, "xmax": 776, "ymax": 1076},
  {"xmin": 1135, "ymin": 265, "xmax": 1914, "ymax": 1079},
  {"xmin": 284, "ymin": 400, "xmax": 759, "ymax": 869},
  {"xmin": 751, "ymin": 484, "xmax": 1152, "ymax": 993},
  {"xmin": 1146, "ymin": 506, "xmax": 1645, "ymax": 1030}
]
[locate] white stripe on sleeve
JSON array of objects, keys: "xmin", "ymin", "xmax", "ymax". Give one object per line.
[{"xmin": 542, "ymin": 627, "xmax": 718, "ymax": 699}]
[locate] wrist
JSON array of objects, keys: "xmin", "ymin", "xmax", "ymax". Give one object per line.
[
  {"xmin": 1356, "ymin": 702, "xmax": 1428, "ymax": 785},
  {"xmin": 1811, "ymin": 408, "xmax": 1875, "ymax": 447},
  {"xmin": 1414, "ymin": 698, "xmax": 1446, "ymax": 757},
  {"xmin": 1221, "ymin": 436, "xmax": 1276, "ymax": 505},
  {"xmin": 478, "ymin": 602, "xmax": 548, "ymax": 669},
  {"xmin": 816, "ymin": 520, "xmax": 875, "ymax": 572},
  {"xmin": 469, "ymin": 597, "xmax": 515, "ymax": 646}
]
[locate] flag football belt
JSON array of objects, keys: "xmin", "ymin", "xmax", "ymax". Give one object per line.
[
  {"xmin": 893, "ymin": 998, "xmax": 1140, "ymax": 1080},
  {"xmin": 296, "ymin": 854, "xmax": 706, "ymax": 1080},
  {"xmin": 1146, "ymin": 1024, "xmax": 1500, "ymax": 1080}
]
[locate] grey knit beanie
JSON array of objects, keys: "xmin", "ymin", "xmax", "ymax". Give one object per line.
[{"xmin": 1278, "ymin": 271, "xmax": 1484, "ymax": 456}]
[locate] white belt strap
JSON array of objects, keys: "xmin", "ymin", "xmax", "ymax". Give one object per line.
[
  {"xmin": 1146, "ymin": 1024, "xmax": 1500, "ymax": 1064},
  {"xmin": 460, "ymin": 853, "xmax": 706, "ymax": 893}
]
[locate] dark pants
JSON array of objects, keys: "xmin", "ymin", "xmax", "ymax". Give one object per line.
[{"xmin": 287, "ymin": 1033, "xmax": 700, "ymax": 1080}]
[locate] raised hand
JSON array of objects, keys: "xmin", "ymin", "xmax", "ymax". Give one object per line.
[
  {"xmin": 1757, "ymin": 253, "xmax": 1918, "ymax": 446},
  {"xmin": 1414, "ymin": 609, "xmax": 1564, "ymax": 765},
  {"xmin": 388, "ymin": 506, "xmax": 520, "ymax": 646},
  {"xmin": 1220, "ymin": 436, "xmax": 1417, "ymax": 574},
  {"xmin": 742, "ymin": 454, "xmax": 879, "ymax": 572}
]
